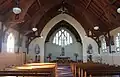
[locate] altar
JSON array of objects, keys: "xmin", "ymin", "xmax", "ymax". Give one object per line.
[
  {"xmin": 55, "ymin": 47, "xmax": 71, "ymax": 64},
  {"xmin": 56, "ymin": 56, "xmax": 70, "ymax": 60},
  {"xmin": 55, "ymin": 56, "xmax": 71, "ymax": 64}
]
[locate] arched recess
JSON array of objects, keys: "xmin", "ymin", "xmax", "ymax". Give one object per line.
[
  {"xmin": 28, "ymin": 14, "xmax": 98, "ymax": 62},
  {"xmin": 40, "ymin": 14, "xmax": 87, "ymax": 62},
  {"xmin": 41, "ymin": 14, "xmax": 86, "ymax": 44},
  {"xmin": 44, "ymin": 20, "xmax": 83, "ymax": 61},
  {"xmin": 45, "ymin": 20, "xmax": 82, "ymax": 43}
]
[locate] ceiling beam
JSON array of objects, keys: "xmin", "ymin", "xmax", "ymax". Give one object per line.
[
  {"xmin": 85, "ymin": 0, "xmax": 92, "ymax": 9},
  {"xmin": 37, "ymin": 0, "xmax": 46, "ymax": 12}
]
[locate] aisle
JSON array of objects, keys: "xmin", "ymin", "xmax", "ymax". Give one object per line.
[{"xmin": 57, "ymin": 65, "xmax": 73, "ymax": 77}]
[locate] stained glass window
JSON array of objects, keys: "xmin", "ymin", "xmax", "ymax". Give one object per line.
[
  {"xmin": 7, "ymin": 33, "xmax": 14, "ymax": 53},
  {"xmin": 101, "ymin": 37, "xmax": 107, "ymax": 52},
  {"xmin": 116, "ymin": 33, "xmax": 120, "ymax": 51},
  {"xmin": 53, "ymin": 29, "xmax": 73, "ymax": 47}
]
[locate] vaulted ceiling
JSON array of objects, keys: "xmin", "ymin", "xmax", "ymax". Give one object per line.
[{"xmin": 0, "ymin": 0, "xmax": 120, "ymax": 38}]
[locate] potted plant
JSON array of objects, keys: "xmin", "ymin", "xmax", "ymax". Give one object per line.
[{"xmin": 47, "ymin": 53, "xmax": 52, "ymax": 62}]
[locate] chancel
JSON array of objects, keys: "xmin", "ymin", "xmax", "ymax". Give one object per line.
[{"xmin": 0, "ymin": 0, "xmax": 120, "ymax": 77}]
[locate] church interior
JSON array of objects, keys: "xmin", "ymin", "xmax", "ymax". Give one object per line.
[{"xmin": 0, "ymin": 0, "xmax": 120, "ymax": 77}]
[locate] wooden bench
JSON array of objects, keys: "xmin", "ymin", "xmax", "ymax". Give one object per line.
[{"xmin": 0, "ymin": 71, "xmax": 51, "ymax": 77}]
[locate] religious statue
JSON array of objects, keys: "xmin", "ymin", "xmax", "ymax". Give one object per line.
[
  {"xmin": 87, "ymin": 44, "xmax": 93, "ymax": 62},
  {"xmin": 87, "ymin": 44, "xmax": 93, "ymax": 54},
  {"xmin": 56, "ymin": 47, "xmax": 70, "ymax": 62},
  {"xmin": 35, "ymin": 44, "xmax": 40, "ymax": 54},
  {"xmin": 60, "ymin": 47, "xmax": 65, "ymax": 56},
  {"xmin": 74, "ymin": 53, "xmax": 79, "ymax": 61}
]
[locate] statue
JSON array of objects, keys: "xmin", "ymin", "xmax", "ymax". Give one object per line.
[
  {"xmin": 74, "ymin": 53, "xmax": 79, "ymax": 61},
  {"xmin": 87, "ymin": 44, "xmax": 93, "ymax": 54},
  {"xmin": 60, "ymin": 47, "xmax": 65, "ymax": 56},
  {"xmin": 56, "ymin": 47, "xmax": 70, "ymax": 61}
]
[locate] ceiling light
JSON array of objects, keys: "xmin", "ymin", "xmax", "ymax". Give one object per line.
[
  {"xmin": 93, "ymin": 37, "xmax": 96, "ymax": 39},
  {"xmin": 117, "ymin": 8, "xmax": 120, "ymax": 13},
  {"xmin": 32, "ymin": 27, "xmax": 37, "ymax": 32},
  {"xmin": 40, "ymin": 35, "xmax": 43, "ymax": 38},
  {"xmin": 13, "ymin": 7, "xmax": 22, "ymax": 14},
  {"xmin": 89, "ymin": 30, "xmax": 92, "ymax": 36},
  {"xmin": 94, "ymin": 26, "xmax": 99, "ymax": 30}
]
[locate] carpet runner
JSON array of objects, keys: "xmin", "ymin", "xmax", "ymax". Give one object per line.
[{"xmin": 57, "ymin": 65, "xmax": 73, "ymax": 77}]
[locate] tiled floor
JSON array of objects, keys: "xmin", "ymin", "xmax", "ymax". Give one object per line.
[{"xmin": 57, "ymin": 65, "xmax": 73, "ymax": 77}]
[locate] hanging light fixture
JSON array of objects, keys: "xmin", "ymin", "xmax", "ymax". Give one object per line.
[
  {"xmin": 13, "ymin": 0, "xmax": 22, "ymax": 14},
  {"xmin": 13, "ymin": 7, "xmax": 21, "ymax": 14},
  {"xmin": 40, "ymin": 35, "xmax": 43, "ymax": 38},
  {"xmin": 117, "ymin": 8, "xmax": 120, "ymax": 13},
  {"xmin": 32, "ymin": 27, "xmax": 38, "ymax": 32},
  {"xmin": 94, "ymin": 26, "xmax": 99, "ymax": 30},
  {"xmin": 89, "ymin": 30, "xmax": 92, "ymax": 36}
]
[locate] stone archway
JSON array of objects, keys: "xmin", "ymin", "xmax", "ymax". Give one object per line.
[
  {"xmin": 44, "ymin": 20, "xmax": 83, "ymax": 62},
  {"xmin": 40, "ymin": 14, "xmax": 87, "ymax": 62},
  {"xmin": 28, "ymin": 14, "xmax": 98, "ymax": 62}
]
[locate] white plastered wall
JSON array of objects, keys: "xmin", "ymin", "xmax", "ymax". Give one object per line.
[
  {"xmin": 0, "ymin": 22, "xmax": 27, "ymax": 69},
  {"xmin": 29, "ymin": 14, "xmax": 98, "ymax": 62},
  {"xmin": 98, "ymin": 27, "xmax": 120, "ymax": 65}
]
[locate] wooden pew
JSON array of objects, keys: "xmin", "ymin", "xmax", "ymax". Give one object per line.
[
  {"xmin": 71, "ymin": 62, "xmax": 120, "ymax": 77},
  {"xmin": 0, "ymin": 63, "xmax": 57, "ymax": 77},
  {"xmin": 0, "ymin": 71, "xmax": 51, "ymax": 76}
]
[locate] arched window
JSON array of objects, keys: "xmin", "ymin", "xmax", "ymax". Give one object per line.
[
  {"xmin": 116, "ymin": 33, "xmax": 120, "ymax": 52},
  {"xmin": 101, "ymin": 37, "xmax": 107, "ymax": 52},
  {"xmin": 7, "ymin": 33, "xmax": 15, "ymax": 53},
  {"xmin": 53, "ymin": 29, "xmax": 73, "ymax": 47}
]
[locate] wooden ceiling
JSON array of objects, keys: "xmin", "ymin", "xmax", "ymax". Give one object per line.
[{"xmin": 0, "ymin": 0, "xmax": 120, "ymax": 38}]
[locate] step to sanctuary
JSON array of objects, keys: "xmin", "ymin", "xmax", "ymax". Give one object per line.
[{"xmin": 57, "ymin": 65, "xmax": 73, "ymax": 77}]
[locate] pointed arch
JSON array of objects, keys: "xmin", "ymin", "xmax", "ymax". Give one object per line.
[
  {"xmin": 40, "ymin": 14, "xmax": 87, "ymax": 62},
  {"xmin": 29, "ymin": 14, "xmax": 98, "ymax": 62},
  {"xmin": 45, "ymin": 20, "xmax": 82, "ymax": 43}
]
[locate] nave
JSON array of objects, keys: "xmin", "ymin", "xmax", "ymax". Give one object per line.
[
  {"xmin": 0, "ymin": 0, "xmax": 120, "ymax": 77},
  {"xmin": 0, "ymin": 61, "xmax": 120, "ymax": 77}
]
